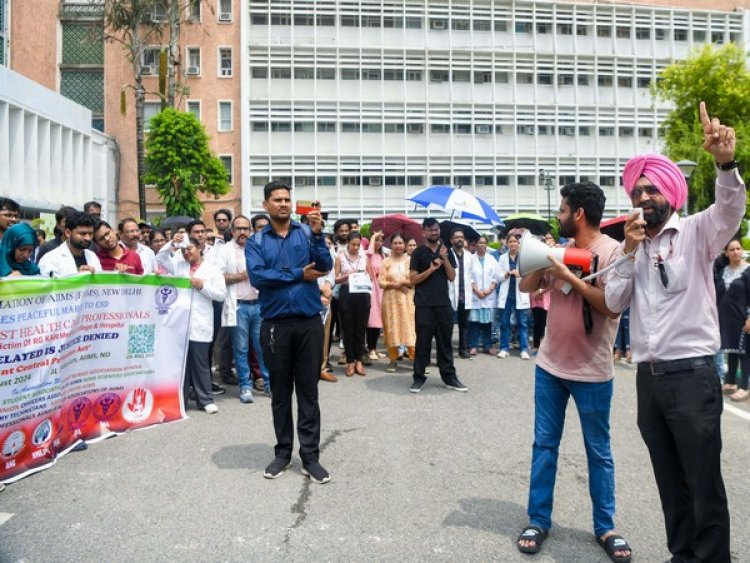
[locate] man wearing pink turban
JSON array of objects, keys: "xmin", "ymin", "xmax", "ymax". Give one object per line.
[{"xmin": 606, "ymin": 102, "xmax": 744, "ymax": 562}]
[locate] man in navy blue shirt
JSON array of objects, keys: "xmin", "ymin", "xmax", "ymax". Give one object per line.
[{"xmin": 246, "ymin": 181, "xmax": 333, "ymax": 484}]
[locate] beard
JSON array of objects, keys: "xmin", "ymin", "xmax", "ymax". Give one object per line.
[
  {"xmin": 558, "ymin": 214, "xmax": 577, "ymax": 239},
  {"xmin": 642, "ymin": 201, "xmax": 671, "ymax": 227},
  {"xmin": 70, "ymin": 238, "xmax": 90, "ymax": 250}
]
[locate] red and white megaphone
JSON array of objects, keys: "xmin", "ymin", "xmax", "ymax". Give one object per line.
[{"xmin": 517, "ymin": 231, "xmax": 593, "ymax": 276}]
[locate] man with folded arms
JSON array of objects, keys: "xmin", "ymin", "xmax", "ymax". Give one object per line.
[{"xmin": 606, "ymin": 102, "xmax": 744, "ymax": 563}]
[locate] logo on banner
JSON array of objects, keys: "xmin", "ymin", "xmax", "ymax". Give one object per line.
[
  {"xmin": 155, "ymin": 284, "xmax": 178, "ymax": 315},
  {"xmin": 122, "ymin": 387, "xmax": 153, "ymax": 423},
  {"xmin": 32, "ymin": 419, "xmax": 54, "ymax": 446},
  {"xmin": 2, "ymin": 430, "xmax": 26, "ymax": 458},
  {"xmin": 67, "ymin": 397, "xmax": 93, "ymax": 429},
  {"xmin": 93, "ymin": 393, "xmax": 122, "ymax": 421}
]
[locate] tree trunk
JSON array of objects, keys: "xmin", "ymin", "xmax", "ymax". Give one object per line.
[{"xmin": 167, "ymin": 0, "xmax": 180, "ymax": 107}]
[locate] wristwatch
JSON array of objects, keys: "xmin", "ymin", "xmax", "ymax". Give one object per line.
[{"xmin": 716, "ymin": 159, "xmax": 739, "ymax": 171}]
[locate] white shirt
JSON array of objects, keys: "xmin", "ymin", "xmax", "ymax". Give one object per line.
[
  {"xmin": 38, "ymin": 242, "xmax": 102, "ymax": 278},
  {"xmin": 214, "ymin": 239, "xmax": 259, "ymax": 327},
  {"xmin": 605, "ymin": 169, "xmax": 746, "ymax": 362},
  {"xmin": 448, "ymin": 249, "xmax": 475, "ymax": 310}
]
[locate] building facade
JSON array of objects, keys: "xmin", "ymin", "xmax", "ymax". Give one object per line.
[{"xmin": 241, "ymin": 0, "xmax": 749, "ymax": 220}]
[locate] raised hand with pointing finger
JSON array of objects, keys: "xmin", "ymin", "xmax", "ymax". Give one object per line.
[{"xmin": 699, "ymin": 100, "xmax": 735, "ymax": 164}]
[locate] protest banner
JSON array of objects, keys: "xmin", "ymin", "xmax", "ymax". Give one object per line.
[{"xmin": 0, "ymin": 273, "xmax": 192, "ymax": 483}]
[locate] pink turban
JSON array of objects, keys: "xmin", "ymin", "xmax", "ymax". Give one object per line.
[{"xmin": 622, "ymin": 154, "xmax": 687, "ymax": 210}]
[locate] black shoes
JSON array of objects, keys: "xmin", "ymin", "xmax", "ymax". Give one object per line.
[
  {"xmin": 221, "ymin": 373, "xmax": 239, "ymax": 385},
  {"xmin": 263, "ymin": 458, "xmax": 291, "ymax": 479},
  {"xmin": 301, "ymin": 461, "xmax": 331, "ymax": 484},
  {"xmin": 444, "ymin": 378, "xmax": 468, "ymax": 392},
  {"xmin": 409, "ymin": 379, "xmax": 426, "ymax": 394},
  {"xmin": 211, "ymin": 382, "xmax": 226, "ymax": 395}
]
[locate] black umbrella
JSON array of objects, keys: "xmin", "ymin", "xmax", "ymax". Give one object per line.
[
  {"xmin": 159, "ymin": 215, "xmax": 195, "ymax": 232},
  {"xmin": 503, "ymin": 213, "xmax": 551, "ymax": 236},
  {"xmin": 440, "ymin": 221, "xmax": 481, "ymax": 245}
]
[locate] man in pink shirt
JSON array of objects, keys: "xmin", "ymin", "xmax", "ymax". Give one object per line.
[
  {"xmin": 605, "ymin": 102, "xmax": 744, "ymax": 563},
  {"xmin": 517, "ymin": 183, "xmax": 631, "ymax": 562}
]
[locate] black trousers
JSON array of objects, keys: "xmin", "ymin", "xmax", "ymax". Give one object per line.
[
  {"xmin": 414, "ymin": 305, "xmax": 456, "ymax": 382},
  {"xmin": 455, "ymin": 302, "xmax": 469, "ymax": 353},
  {"xmin": 338, "ymin": 285, "xmax": 370, "ymax": 363},
  {"xmin": 726, "ymin": 353, "xmax": 750, "ymax": 390},
  {"xmin": 261, "ymin": 316, "xmax": 323, "ymax": 464},
  {"xmin": 636, "ymin": 361, "xmax": 730, "ymax": 563},
  {"xmin": 531, "ymin": 307, "xmax": 547, "ymax": 349},
  {"xmin": 367, "ymin": 327, "xmax": 380, "ymax": 351},
  {"xmin": 184, "ymin": 341, "xmax": 212, "ymax": 408}
]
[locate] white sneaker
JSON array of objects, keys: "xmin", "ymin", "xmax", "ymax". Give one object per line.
[
  {"xmin": 520, "ymin": 351, "xmax": 530, "ymax": 360},
  {"xmin": 204, "ymin": 403, "xmax": 219, "ymax": 414},
  {"xmin": 497, "ymin": 350, "xmax": 509, "ymax": 359}
]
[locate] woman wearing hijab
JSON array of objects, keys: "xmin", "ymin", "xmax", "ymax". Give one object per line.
[{"xmin": 0, "ymin": 223, "xmax": 41, "ymax": 278}]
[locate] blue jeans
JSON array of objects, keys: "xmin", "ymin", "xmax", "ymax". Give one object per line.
[
  {"xmin": 231, "ymin": 302, "xmax": 269, "ymax": 389},
  {"xmin": 500, "ymin": 294, "xmax": 529, "ymax": 353},
  {"xmin": 528, "ymin": 366, "xmax": 616, "ymax": 537},
  {"xmin": 468, "ymin": 322, "xmax": 492, "ymax": 350}
]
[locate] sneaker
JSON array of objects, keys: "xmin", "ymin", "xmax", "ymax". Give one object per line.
[
  {"xmin": 377, "ymin": 352, "xmax": 387, "ymax": 359},
  {"xmin": 301, "ymin": 461, "xmax": 331, "ymax": 484},
  {"xmin": 204, "ymin": 403, "xmax": 219, "ymax": 414},
  {"xmin": 520, "ymin": 351, "xmax": 531, "ymax": 360},
  {"xmin": 409, "ymin": 379, "xmax": 426, "ymax": 394},
  {"xmin": 368, "ymin": 350, "xmax": 379, "ymax": 360},
  {"xmin": 337, "ymin": 355, "xmax": 347, "ymax": 365},
  {"xmin": 386, "ymin": 361, "xmax": 397, "ymax": 373},
  {"xmin": 338, "ymin": 340, "xmax": 344, "ymax": 349},
  {"xmin": 424, "ymin": 367, "xmax": 431, "ymax": 375},
  {"xmin": 211, "ymin": 382, "xmax": 226, "ymax": 395},
  {"xmin": 253, "ymin": 378, "xmax": 265, "ymax": 391},
  {"xmin": 263, "ymin": 457, "xmax": 291, "ymax": 479},
  {"xmin": 221, "ymin": 373, "xmax": 239, "ymax": 385},
  {"xmin": 239, "ymin": 387, "xmax": 255, "ymax": 404},
  {"xmin": 458, "ymin": 351, "xmax": 471, "ymax": 359},
  {"xmin": 497, "ymin": 350, "xmax": 509, "ymax": 359},
  {"xmin": 444, "ymin": 378, "xmax": 468, "ymax": 392}
]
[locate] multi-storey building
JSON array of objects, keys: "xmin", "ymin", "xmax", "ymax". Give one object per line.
[
  {"xmin": 242, "ymin": 0, "xmax": 750, "ymax": 220},
  {"xmin": 4, "ymin": 0, "xmax": 241, "ymax": 226}
]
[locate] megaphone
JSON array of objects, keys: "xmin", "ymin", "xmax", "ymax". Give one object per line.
[{"xmin": 517, "ymin": 231, "xmax": 593, "ymax": 276}]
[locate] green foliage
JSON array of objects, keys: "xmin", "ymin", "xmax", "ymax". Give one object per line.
[
  {"xmin": 358, "ymin": 222, "xmax": 372, "ymax": 238},
  {"xmin": 144, "ymin": 108, "xmax": 230, "ymax": 217},
  {"xmin": 742, "ymin": 238, "xmax": 750, "ymax": 251},
  {"xmin": 653, "ymin": 43, "xmax": 750, "ymax": 234}
]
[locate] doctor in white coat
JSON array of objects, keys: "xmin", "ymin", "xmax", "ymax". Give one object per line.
[
  {"xmin": 39, "ymin": 211, "xmax": 102, "ymax": 278},
  {"xmin": 447, "ymin": 229, "xmax": 475, "ymax": 359},
  {"xmin": 496, "ymin": 233, "xmax": 531, "ymax": 359},
  {"xmin": 158, "ymin": 235, "xmax": 227, "ymax": 413},
  {"xmin": 468, "ymin": 236, "xmax": 499, "ymax": 354}
]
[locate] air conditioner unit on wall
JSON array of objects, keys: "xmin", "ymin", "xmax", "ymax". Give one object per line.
[
  {"xmin": 141, "ymin": 65, "xmax": 154, "ymax": 75},
  {"xmin": 218, "ymin": 12, "xmax": 232, "ymax": 22},
  {"xmin": 186, "ymin": 66, "xmax": 200, "ymax": 75}
]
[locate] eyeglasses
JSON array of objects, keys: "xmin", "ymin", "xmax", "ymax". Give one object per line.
[
  {"xmin": 233, "ymin": 226, "xmax": 251, "ymax": 232},
  {"xmin": 630, "ymin": 185, "xmax": 662, "ymax": 201}
]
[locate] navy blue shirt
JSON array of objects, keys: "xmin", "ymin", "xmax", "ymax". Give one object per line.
[{"xmin": 245, "ymin": 221, "xmax": 333, "ymax": 320}]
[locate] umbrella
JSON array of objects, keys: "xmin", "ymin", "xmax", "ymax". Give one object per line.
[
  {"xmin": 370, "ymin": 214, "xmax": 424, "ymax": 248},
  {"xmin": 407, "ymin": 185, "xmax": 503, "ymax": 225},
  {"xmin": 503, "ymin": 213, "xmax": 551, "ymax": 235},
  {"xmin": 600, "ymin": 215, "xmax": 628, "ymax": 242},
  {"xmin": 440, "ymin": 221, "xmax": 480, "ymax": 245},
  {"xmin": 159, "ymin": 215, "xmax": 195, "ymax": 232}
]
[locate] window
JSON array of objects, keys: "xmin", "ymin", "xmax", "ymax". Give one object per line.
[
  {"xmin": 495, "ymin": 71, "xmax": 509, "ymax": 83},
  {"xmin": 579, "ymin": 126, "xmax": 591, "ymax": 136},
  {"xmin": 218, "ymin": 101, "xmax": 232, "ymax": 131},
  {"xmin": 385, "ymin": 176, "xmax": 405, "ymax": 185},
  {"xmin": 251, "ymin": 14, "xmax": 267, "ymax": 25},
  {"xmin": 599, "ymin": 176, "xmax": 615, "ymax": 186},
  {"xmin": 432, "ymin": 176, "xmax": 450, "ymax": 185},
  {"xmin": 616, "ymin": 26, "xmax": 631, "ymax": 39},
  {"xmin": 342, "ymin": 122, "xmax": 360, "ymax": 133},
  {"xmin": 384, "ymin": 123, "xmax": 405, "ymax": 133},
  {"xmin": 362, "ymin": 15, "xmax": 381, "ymax": 27},
  {"xmin": 617, "ymin": 76, "xmax": 633, "ymax": 88},
  {"xmin": 362, "ymin": 69, "xmax": 381, "ymax": 80},
  {"xmin": 383, "ymin": 16, "xmax": 404, "ymax": 28},
  {"xmin": 316, "ymin": 68, "xmax": 335, "ymax": 80},
  {"xmin": 596, "ymin": 25, "xmax": 612, "ymax": 37},
  {"xmin": 217, "ymin": 0, "xmax": 232, "ymax": 21},
  {"xmin": 517, "ymin": 175, "xmax": 535, "ymax": 186},
  {"xmin": 219, "ymin": 155, "xmax": 233, "ymax": 184},
  {"xmin": 619, "ymin": 126, "xmax": 634, "ymax": 137},
  {"xmin": 637, "ymin": 77, "xmax": 651, "ymax": 88},
  {"xmin": 473, "ymin": 19, "xmax": 491, "ymax": 31},
  {"xmin": 559, "ymin": 175, "xmax": 576, "ymax": 185},
  {"xmin": 597, "ymin": 75, "xmax": 613, "ymax": 87},
  {"xmin": 454, "ymin": 175, "xmax": 472, "ymax": 186},
  {"xmin": 407, "ymin": 123, "xmax": 424, "ymax": 134},
  {"xmin": 557, "ymin": 24, "xmax": 573, "ymax": 35},
  {"xmin": 517, "ymin": 73, "xmax": 534, "ymax": 84},
  {"xmin": 576, "ymin": 25, "xmax": 588, "ymax": 36},
  {"xmin": 495, "ymin": 125, "xmax": 504, "ymax": 134},
  {"xmin": 453, "ymin": 70, "xmax": 471, "ymax": 82},
  {"xmin": 711, "ymin": 31, "xmax": 724, "ymax": 44},
  {"xmin": 141, "ymin": 46, "xmax": 164, "ymax": 72},
  {"xmin": 515, "ymin": 22, "xmax": 532, "ymax": 34},
  {"xmin": 316, "ymin": 14, "xmax": 335, "ymax": 26},
  {"xmin": 186, "ymin": 100, "xmax": 201, "ymax": 121},
  {"xmin": 429, "ymin": 18, "xmax": 448, "ymax": 30},
  {"xmin": 538, "ymin": 125, "xmax": 554, "ymax": 135},
  {"xmin": 405, "ymin": 17, "xmax": 422, "ymax": 29},
  {"xmin": 189, "ymin": 0, "xmax": 201, "ymax": 21},
  {"xmin": 495, "ymin": 20, "xmax": 508, "ymax": 32},
  {"xmin": 294, "ymin": 14, "xmax": 314, "ymax": 26},
  {"xmin": 599, "ymin": 126, "xmax": 615, "ymax": 136},
  {"xmin": 474, "ymin": 71, "xmax": 492, "ymax": 84},
  {"xmin": 516, "ymin": 124, "xmax": 535, "ymax": 135},
  {"xmin": 452, "ymin": 19, "xmax": 470, "ymax": 31},
  {"xmin": 635, "ymin": 28, "xmax": 650, "ymax": 40},
  {"xmin": 144, "ymin": 101, "xmax": 161, "ymax": 130},
  {"xmin": 639, "ymin": 127, "xmax": 653, "ymax": 138},
  {"xmin": 341, "ymin": 69, "xmax": 359, "ymax": 80},
  {"xmin": 674, "ymin": 29, "xmax": 688, "ymax": 41},
  {"xmin": 384, "ymin": 69, "xmax": 404, "ymax": 80},
  {"xmin": 186, "ymin": 47, "xmax": 201, "ymax": 75},
  {"xmin": 341, "ymin": 15, "xmax": 359, "ymax": 27},
  {"xmin": 342, "ymin": 176, "xmax": 361, "ymax": 186},
  {"xmin": 655, "ymin": 28, "xmax": 667, "ymax": 40},
  {"xmin": 693, "ymin": 30, "xmax": 706, "ymax": 42},
  {"xmin": 270, "ymin": 13, "xmax": 291, "ymax": 25},
  {"xmin": 496, "ymin": 175, "xmax": 510, "ymax": 185},
  {"xmin": 536, "ymin": 23, "xmax": 552, "ymax": 34},
  {"xmin": 294, "ymin": 122, "xmax": 315, "ymax": 132},
  {"xmin": 362, "ymin": 123, "xmax": 382, "ymax": 133},
  {"xmin": 429, "ymin": 70, "xmax": 449, "ymax": 83},
  {"xmin": 148, "ymin": 4, "xmax": 167, "ymax": 22},
  {"xmin": 251, "ymin": 67, "xmax": 268, "ymax": 78},
  {"xmin": 295, "ymin": 67, "xmax": 314, "ymax": 79},
  {"xmin": 319, "ymin": 176, "xmax": 336, "ymax": 186},
  {"xmin": 271, "ymin": 122, "xmax": 291, "ymax": 132},
  {"xmin": 218, "ymin": 47, "xmax": 232, "ymax": 77},
  {"xmin": 559, "ymin": 125, "xmax": 575, "ymax": 136},
  {"xmin": 317, "ymin": 122, "xmax": 336, "ymax": 132},
  {"xmin": 408, "ymin": 176, "xmax": 423, "ymax": 186},
  {"xmin": 558, "ymin": 74, "xmax": 574, "ymax": 86},
  {"xmin": 537, "ymin": 73, "xmax": 553, "ymax": 85},
  {"xmin": 251, "ymin": 122, "xmax": 268, "ymax": 131},
  {"xmin": 271, "ymin": 67, "xmax": 291, "ymax": 79},
  {"xmin": 577, "ymin": 74, "xmax": 590, "ymax": 86},
  {"xmin": 406, "ymin": 70, "xmax": 423, "ymax": 81},
  {"xmin": 453, "ymin": 123, "xmax": 471, "ymax": 134},
  {"xmin": 431, "ymin": 123, "xmax": 451, "ymax": 134},
  {"xmin": 475, "ymin": 124, "xmax": 491, "ymax": 134}
]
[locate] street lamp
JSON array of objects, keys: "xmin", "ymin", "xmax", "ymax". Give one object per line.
[
  {"xmin": 675, "ymin": 159, "xmax": 698, "ymax": 217},
  {"xmin": 538, "ymin": 168, "xmax": 556, "ymax": 221}
]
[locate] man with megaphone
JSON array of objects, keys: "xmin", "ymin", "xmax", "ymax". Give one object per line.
[
  {"xmin": 515, "ymin": 183, "xmax": 631, "ymax": 563},
  {"xmin": 605, "ymin": 102, "xmax": 743, "ymax": 563}
]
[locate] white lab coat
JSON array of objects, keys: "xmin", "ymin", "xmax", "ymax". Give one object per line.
[
  {"xmin": 156, "ymin": 245, "xmax": 227, "ymax": 342},
  {"xmin": 214, "ymin": 239, "xmax": 257, "ymax": 328},
  {"xmin": 38, "ymin": 243, "xmax": 102, "ymax": 278},
  {"xmin": 448, "ymin": 249, "xmax": 475, "ymax": 311},
  {"xmin": 470, "ymin": 253, "xmax": 499, "ymax": 309},
  {"xmin": 497, "ymin": 252, "xmax": 530, "ymax": 309}
]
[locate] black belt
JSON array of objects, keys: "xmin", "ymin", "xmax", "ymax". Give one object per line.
[
  {"xmin": 639, "ymin": 355, "xmax": 714, "ymax": 376},
  {"xmin": 237, "ymin": 299, "xmax": 258, "ymax": 306}
]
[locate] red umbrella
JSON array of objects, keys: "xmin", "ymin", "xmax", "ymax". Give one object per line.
[
  {"xmin": 370, "ymin": 214, "xmax": 424, "ymax": 248},
  {"xmin": 600, "ymin": 215, "xmax": 628, "ymax": 242}
]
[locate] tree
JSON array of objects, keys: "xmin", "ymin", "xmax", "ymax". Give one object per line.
[
  {"xmin": 653, "ymin": 43, "xmax": 750, "ymax": 220},
  {"xmin": 144, "ymin": 108, "xmax": 230, "ymax": 217}
]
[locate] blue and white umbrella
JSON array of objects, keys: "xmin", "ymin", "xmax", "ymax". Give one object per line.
[{"xmin": 407, "ymin": 185, "xmax": 503, "ymax": 226}]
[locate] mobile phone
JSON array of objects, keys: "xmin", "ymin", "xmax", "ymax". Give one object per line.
[
  {"xmin": 629, "ymin": 208, "xmax": 644, "ymax": 221},
  {"xmin": 295, "ymin": 200, "xmax": 320, "ymax": 216}
]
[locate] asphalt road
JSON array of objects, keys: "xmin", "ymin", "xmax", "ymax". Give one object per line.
[{"xmin": 1, "ymin": 348, "xmax": 749, "ymax": 562}]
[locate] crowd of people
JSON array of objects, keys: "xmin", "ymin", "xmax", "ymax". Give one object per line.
[{"xmin": 0, "ymin": 101, "xmax": 746, "ymax": 562}]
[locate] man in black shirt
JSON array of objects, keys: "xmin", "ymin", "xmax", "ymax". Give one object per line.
[{"xmin": 408, "ymin": 218, "xmax": 468, "ymax": 394}]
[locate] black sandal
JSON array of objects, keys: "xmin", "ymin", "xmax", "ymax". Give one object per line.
[
  {"xmin": 517, "ymin": 525, "xmax": 548, "ymax": 554},
  {"xmin": 597, "ymin": 534, "xmax": 632, "ymax": 563}
]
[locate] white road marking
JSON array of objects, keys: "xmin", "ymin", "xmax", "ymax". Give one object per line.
[
  {"xmin": 0, "ymin": 512, "xmax": 14, "ymax": 526},
  {"xmin": 724, "ymin": 402, "xmax": 750, "ymax": 421}
]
